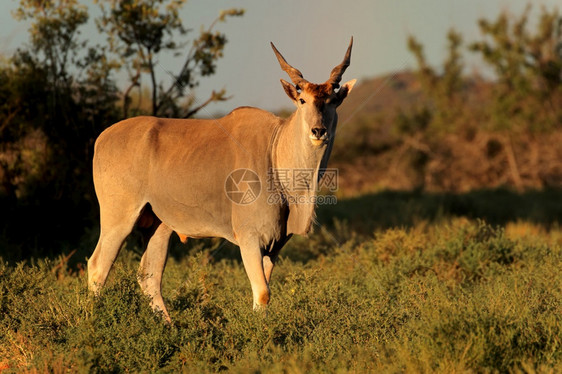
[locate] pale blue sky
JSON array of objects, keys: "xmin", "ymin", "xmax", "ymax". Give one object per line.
[{"xmin": 1, "ymin": 0, "xmax": 560, "ymax": 114}]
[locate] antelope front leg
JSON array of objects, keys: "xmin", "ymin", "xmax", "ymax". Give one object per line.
[
  {"xmin": 263, "ymin": 240, "xmax": 286, "ymax": 286},
  {"xmin": 239, "ymin": 240, "xmax": 270, "ymax": 310},
  {"xmin": 263, "ymin": 255, "xmax": 275, "ymax": 285}
]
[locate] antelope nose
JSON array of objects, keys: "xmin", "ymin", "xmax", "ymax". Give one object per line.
[{"xmin": 311, "ymin": 127, "xmax": 326, "ymax": 139}]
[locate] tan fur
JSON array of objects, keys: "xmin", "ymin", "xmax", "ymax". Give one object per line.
[{"xmin": 304, "ymin": 83, "xmax": 334, "ymax": 99}]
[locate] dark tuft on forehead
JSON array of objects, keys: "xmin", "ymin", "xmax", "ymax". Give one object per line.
[{"xmin": 303, "ymin": 83, "xmax": 334, "ymax": 99}]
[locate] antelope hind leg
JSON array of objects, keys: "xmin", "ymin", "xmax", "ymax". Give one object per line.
[
  {"xmin": 88, "ymin": 206, "xmax": 141, "ymax": 294},
  {"xmin": 138, "ymin": 222, "xmax": 173, "ymax": 323}
]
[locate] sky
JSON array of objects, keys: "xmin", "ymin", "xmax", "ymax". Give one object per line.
[{"xmin": 1, "ymin": 0, "xmax": 560, "ymax": 115}]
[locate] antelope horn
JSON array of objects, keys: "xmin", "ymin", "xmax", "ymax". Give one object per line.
[
  {"xmin": 326, "ymin": 37, "xmax": 353, "ymax": 88},
  {"xmin": 271, "ymin": 42, "xmax": 308, "ymax": 89}
]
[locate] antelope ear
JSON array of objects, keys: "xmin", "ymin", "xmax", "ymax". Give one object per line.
[
  {"xmin": 335, "ymin": 79, "xmax": 356, "ymax": 105},
  {"xmin": 280, "ymin": 79, "xmax": 298, "ymax": 102}
]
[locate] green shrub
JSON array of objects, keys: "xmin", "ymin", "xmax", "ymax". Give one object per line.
[{"xmin": 1, "ymin": 218, "xmax": 561, "ymax": 372}]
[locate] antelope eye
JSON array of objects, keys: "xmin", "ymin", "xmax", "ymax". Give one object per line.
[{"xmin": 299, "ymin": 98, "xmax": 306, "ymax": 105}]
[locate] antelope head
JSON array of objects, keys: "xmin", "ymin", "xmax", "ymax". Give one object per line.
[{"xmin": 271, "ymin": 38, "xmax": 356, "ymax": 147}]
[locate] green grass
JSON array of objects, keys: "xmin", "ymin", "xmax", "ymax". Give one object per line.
[{"xmin": 1, "ymin": 191, "xmax": 562, "ymax": 372}]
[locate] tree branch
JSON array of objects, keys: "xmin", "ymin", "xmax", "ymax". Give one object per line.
[
  {"xmin": 123, "ymin": 69, "xmax": 141, "ymax": 118},
  {"xmin": 148, "ymin": 52, "xmax": 158, "ymax": 115},
  {"xmin": 183, "ymin": 89, "xmax": 229, "ymax": 118}
]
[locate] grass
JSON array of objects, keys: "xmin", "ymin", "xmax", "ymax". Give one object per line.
[{"xmin": 1, "ymin": 190, "xmax": 562, "ymax": 372}]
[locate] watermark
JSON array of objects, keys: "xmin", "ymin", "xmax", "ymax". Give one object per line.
[
  {"xmin": 224, "ymin": 168, "xmax": 261, "ymax": 205},
  {"xmin": 225, "ymin": 168, "xmax": 339, "ymax": 205},
  {"xmin": 266, "ymin": 168, "xmax": 338, "ymax": 193},
  {"xmin": 266, "ymin": 193, "xmax": 337, "ymax": 205}
]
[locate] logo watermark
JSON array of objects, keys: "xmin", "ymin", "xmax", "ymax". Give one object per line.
[
  {"xmin": 225, "ymin": 168, "xmax": 338, "ymax": 205},
  {"xmin": 224, "ymin": 168, "xmax": 261, "ymax": 205}
]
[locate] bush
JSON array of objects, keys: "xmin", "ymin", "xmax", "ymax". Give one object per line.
[{"xmin": 1, "ymin": 218, "xmax": 561, "ymax": 372}]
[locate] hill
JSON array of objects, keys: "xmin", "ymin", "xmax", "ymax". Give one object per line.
[
  {"xmin": 338, "ymin": 71, "xmax": 422, "ymax": 123},
  {"xmin": 329, "ymin": 71, "xmax": 562, "ymax": 195}
]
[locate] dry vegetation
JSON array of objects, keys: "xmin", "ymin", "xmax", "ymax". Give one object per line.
[{"xmin": 332, "ymin": 122, "xmax": 562, "ymax": 194}]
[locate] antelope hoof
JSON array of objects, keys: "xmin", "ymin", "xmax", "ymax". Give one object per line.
[{"xmin": 253, "ymin": 289, "xmax": 270, "ymax": 311}]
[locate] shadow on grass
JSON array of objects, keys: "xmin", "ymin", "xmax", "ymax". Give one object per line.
[
  {"xmin": 317, "ymin": 188, "xmax": 562, "ymax": 234},
  {"xmin": 183, "ymin": 188, "xmax": 562, "ymax": 264},
  {"xmin": 1, "ymin": 188, "xmax": 561, "ymax": 264}
]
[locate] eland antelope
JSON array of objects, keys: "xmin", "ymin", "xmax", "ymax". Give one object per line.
[{"xmin": 88, "ymin": 38, "xmax": 356, "ymax": 322}]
